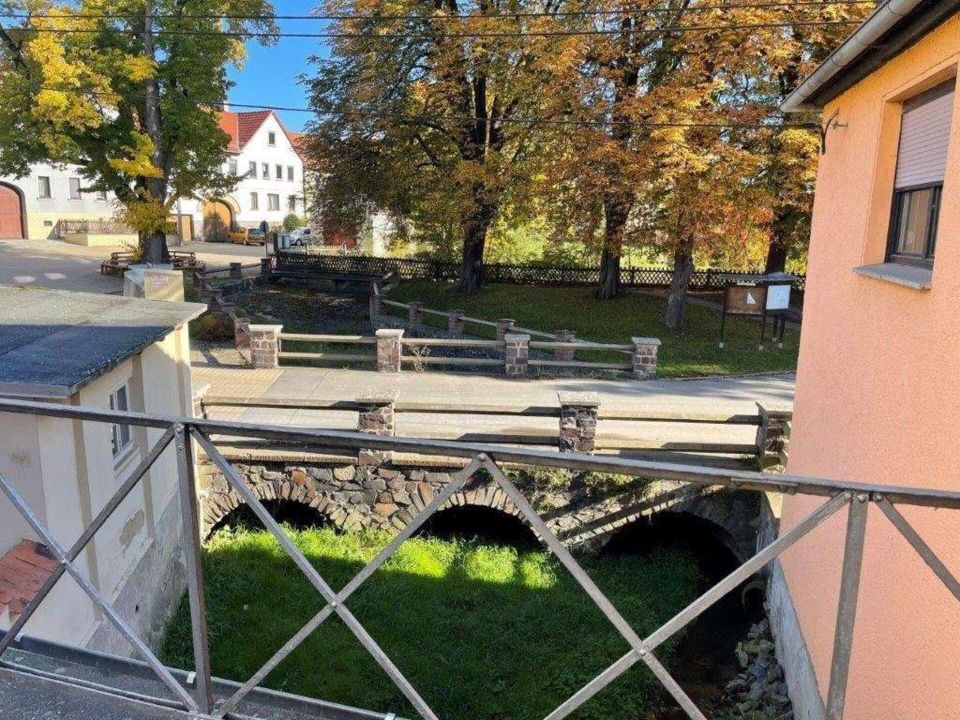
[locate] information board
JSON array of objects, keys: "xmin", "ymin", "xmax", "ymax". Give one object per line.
[
  {"xmin": 724, "ymin": 285, "xmax": 767, "ymax": 316},
  {"xmin": 766, "ymin": 284, "xmax": 791, "ymax": 311}
]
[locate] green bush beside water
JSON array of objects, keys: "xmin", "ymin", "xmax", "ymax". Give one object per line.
[{"xmin": 162, "ymin": 526, "xmax": 701, "ymax": 720}]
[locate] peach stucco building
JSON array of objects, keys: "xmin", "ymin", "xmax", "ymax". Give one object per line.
[{"xmin": 775, "ymin": 1, "xmax": 960, "ymax": 719}]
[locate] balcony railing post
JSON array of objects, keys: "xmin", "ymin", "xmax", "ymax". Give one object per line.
[
  {"xmin": 174, "ymin": 423, "xmax": 214, "ymax": 714},
  {"xmin": 826, "ymin": 493, "xmax": 869, "ymax": 720}
]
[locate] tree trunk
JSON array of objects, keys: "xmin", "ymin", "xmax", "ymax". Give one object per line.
[
  {"xmin": 764, "ymin": 229, "xmax": 789, "ymax": 274},
  {"xmin": 597, "ymin": 199, "xmax": 628, "ymax": 299},
  {"xmin": 141, "ymin": 230, "xmax": 169, "ymax": 264},
  {"xmin": 456, "ymin": 202, "xmax": 494, "ymax": 293},
  {"xmin": 665, "ymin": 235, "xmax": 695, "ymax": 329}
]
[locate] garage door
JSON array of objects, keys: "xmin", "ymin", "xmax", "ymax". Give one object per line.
[{"xmin": 0, "ymin": 185, "xmax": 23, "ymax": 238}]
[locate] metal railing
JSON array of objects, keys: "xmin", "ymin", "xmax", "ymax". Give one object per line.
[{"xmin": 0, "ymin": 396, "xmax": 958, "ymax": 720}]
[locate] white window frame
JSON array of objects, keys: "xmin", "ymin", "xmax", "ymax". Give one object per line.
[
  {"xmin": 228, "ymin": 159, "xmax": 238, "ymax": 176},
  {"xmin": 261, "ymin": 163, "xmax": 269, "ymax": 178},
  {"xmin": 268, "ymin": 131, "xmax": 277, "ymax": 146},
  {"xmin": 248, "ymin": 161, "xmax": 257, "ymax": 178},
  {"xmin": 250, "ymin": 192, "xmax": 259, "ymax": 211},
  {"xmin": 287, "ymin": 166, "xmax": 294, "ymax": 181},
  {"xmin": 38, "ymin": 176, "xmax": 51, "ymax": 199},
  {"xmin": 267, "ymin": 193, "xmax": 280, "ymax": 211},
  {"xmin": 96, "ymin": 189, "xmax": 107, "ymax": 201},
  {"xmin": 108, "ymin": 382, "xmax": 133, "ymax": 463},
  {"xmin": 69, "ymin": 177, "xmax": 82, "ymax": 200}
]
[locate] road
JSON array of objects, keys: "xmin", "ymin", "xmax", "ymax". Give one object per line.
[{"xmin": 0, "ymin": 238, "xmax": 267, "ymax": 293}]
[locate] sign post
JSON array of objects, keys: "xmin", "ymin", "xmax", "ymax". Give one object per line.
[{"xmin": 718, "ymin": 273, "xmax": 797, "ymax": 350}]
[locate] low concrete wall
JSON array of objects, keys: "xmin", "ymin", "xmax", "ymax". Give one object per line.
[{"xmin": 63, "ymin": 232, "xmax": 137, "ymax": 247}]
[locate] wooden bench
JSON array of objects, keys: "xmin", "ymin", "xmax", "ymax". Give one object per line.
[
  {"xmin": 274, "ymin": 269, "xmax": 391, "ymax": 295},
  {"xmin": 100, "ymin": 250, "xmax": 206, "ymax": 276}
]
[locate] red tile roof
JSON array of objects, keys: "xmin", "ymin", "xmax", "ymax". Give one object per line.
[
  {"xmin": 0, "ymin": 539, "xmax": 57, "ymax": 620},
  {"xmin": 217, "ymin": 109, "xmax": 307, "ymax": 160}
]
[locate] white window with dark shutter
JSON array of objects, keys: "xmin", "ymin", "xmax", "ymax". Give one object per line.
[{"xmin": 888, "ymin": 79, "xmax": 956, "ymax": 267}]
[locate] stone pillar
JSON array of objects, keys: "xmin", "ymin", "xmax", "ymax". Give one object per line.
[
  {"xmin": 554, "ymin": 329, "xmax": 577, "ymax": 362},
  {"xmin": 230, "ymin": 262, "xmax": 243, "ymax": 279},
  {"xmin": 408, "ymin": 301, "xmax": 423, "ymax": 325},
  {"xmin": 234, "ymin": 317, "xmax": 251, "ymax": 350},
  {"xmin": 756, "ymin": 402, "xmax": 793, "ymax": 469},
  {"xmin": 504, "ymin": 333, "xmax": 530, "ymax": 377},
  {"xmin": 260, "ymin": 257, "xmax": 272, "ymax": 276},
  {"xmin": 249, "ymin": 324, "xmax": 282, "ymax": 369},
  {"xmin": 496, "ymin": 318, "xmax": 515, "ymax": 341},
  {"xmin": 631, "ymin": 337, "xmax": 661, "ymax": 380},
  {"xmin": 448, "ymin": 310, "xmax": 465, "ymax": 335},
  {"xmin": 558, "ymin": 392, "xmax": 600, "ymax": 453},
  {"xmin": 356, "ymin": 391, "xmax": 397, "ymax": 436},
  {"xmin": 356, "ymin": 390, "xmax": 398, "ymax": 466},
  {"xmin": 376, "ymin": 329, "xmax": 404, "ymax": 373}
]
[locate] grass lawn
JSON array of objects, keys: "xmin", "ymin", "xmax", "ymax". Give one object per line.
[
  {"xmin": 387, "ymin": 282, "xmax": 799, "ymax": 378},
  {"xmin": 162, "ymin": 526, "xmax": 701, "ymax": 720}
]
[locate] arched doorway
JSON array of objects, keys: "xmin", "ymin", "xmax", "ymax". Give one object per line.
[
  {"xmin": 0, "ymin": 183, "xmax": 25, "ymax": 238},
  {"xmin": 201, "ymin": 199, "xmax": 233, "ymax": 242}
]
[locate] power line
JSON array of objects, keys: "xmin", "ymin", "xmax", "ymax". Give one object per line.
[
  {"xmin": 2, "ymin": 19, "xmax": 861, "ymax": 39},
  {"xmin": 0, "ymin": 1, "xmax": 877, "ymax": 22},
  {"xmin": 37, "ymin": 85, "xmax": 816, "ymax": 130}
]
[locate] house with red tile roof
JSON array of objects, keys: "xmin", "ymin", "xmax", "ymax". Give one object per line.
[{"xmin": 176, "ymin": 109, "xmax": 309, "ymax": 241}]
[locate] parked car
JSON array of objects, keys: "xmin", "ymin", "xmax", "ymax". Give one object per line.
[
  {"xmin": 289, "ymin": 227, "xmax": 315, "ymax": 245},
  {"xmin": 229, "ymin": 228, "xmax": 266, "ymax": 246}
]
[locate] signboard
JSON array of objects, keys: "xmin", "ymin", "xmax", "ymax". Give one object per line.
[
  {"xmin": 724, "ymin": 285, "xmax": 767, "ymax": 316},
  {"xmin": 766, "ymin": 284, "xmax": 791, "ymax": 311}
]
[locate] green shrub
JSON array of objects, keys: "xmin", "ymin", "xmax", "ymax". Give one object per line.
[{"xmin": 283, "ymin": 213, "xmax": 305, "ymax": 231}]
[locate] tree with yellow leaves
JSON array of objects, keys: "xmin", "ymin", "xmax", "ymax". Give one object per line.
[{"xmin": 0, "ymin": 0, "xmax": 276, "ymax": 261}]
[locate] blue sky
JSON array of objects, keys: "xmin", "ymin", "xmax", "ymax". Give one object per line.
[{"xmin": 227, "ymin": 20, "xmax": 331, "ymax": 131}]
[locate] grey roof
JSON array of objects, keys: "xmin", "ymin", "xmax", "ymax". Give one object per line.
[
  {"xmin": 781, "ymin": 0, "xmax": 960, "ymax": 111},
  {"xmin": 0, "ymin": 286, "xmax": 205, "ymax": 398}
]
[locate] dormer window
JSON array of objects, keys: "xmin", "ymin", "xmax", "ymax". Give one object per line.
[{"xmin": 887, "ymin": 79, "xmax": 955, "ymax": 268}]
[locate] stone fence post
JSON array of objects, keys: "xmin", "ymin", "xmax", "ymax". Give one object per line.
[
  {"xmin": 554, "ymin": 329, "xmax": 577, "ymax": 362},
  {"xmin": 496, "ymin": 318, "xmax": 515, "ymax": 341},
  {"xmin": 408, "ymin": 301, "xmax": 423, "ymax": 326},
  {"xmin": 631, "ymin": 337, "xmax": 661, "ymax": 380},
  {"xmin": 504, "ymin": 333, "xmax": 530, "ymax": 377},
  {"xmin": 756, "ymin": 402, "xmax": 793, "ymax": 469},
  {"xmin": 260, "ymin": 257, "xmax": 272, "ymax": 276},
  {"xmin": 376, "ymin": 329, "xmax": 404, "ymax": 373},
  {"xmin": 249, "ymin": 324, "xmax": 283, "ymax": 368},
  {"xmin": 234, "ymin": 317, "xmax": 251, "ymax": 351},
  {"xmin": 230, "ymin": 262, "xmax": 243, "ymax": 279},
  {"xmin": 448, "ymin": 310, "xmax": 465, "ymax": 335},
  {"xmin": 356, "ymin": 390, "xmax": 398, "ymax": 466},
  {"xmin": 558, "ymin": 392, "xmax": 599, "ymax": 453}
]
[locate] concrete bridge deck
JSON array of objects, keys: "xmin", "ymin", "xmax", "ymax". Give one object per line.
[{"xmin": 192, "ymin": 363, "xmax": 795, "ymax": 461}]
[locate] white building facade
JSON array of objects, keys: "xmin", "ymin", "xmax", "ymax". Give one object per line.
[{"xmin": 0, "ymin": 109, "xmax": 306, "ymax": 244}]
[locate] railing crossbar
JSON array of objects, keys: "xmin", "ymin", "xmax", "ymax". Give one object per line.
[
  {"xmin": 0, "ymin": 427, "xmax": 176, "ymax": 655},
  {"xmin": 0, "ymin": 470, "xmax": 198, "ymax": 712},
  {"xmin": 877, "ymin": 498, "xmax": 960, "ymax": 602}
]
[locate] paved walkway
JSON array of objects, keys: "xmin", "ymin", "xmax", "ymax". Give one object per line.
[
  {"xmin": 194, "ymin": 362, "xmax": 795, "ymax": 454},
  {"xmin": 0, "ymin": 238, "xmax": 266, "ymax": 293}
]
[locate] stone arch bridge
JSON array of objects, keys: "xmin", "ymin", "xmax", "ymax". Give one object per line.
[{"xmin": 197, "ymin": 457, "xmax": 760, "ymax": 561}]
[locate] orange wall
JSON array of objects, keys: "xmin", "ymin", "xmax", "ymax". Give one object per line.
[{"xmin": 782, "ymin": 15, "xmax": 960, "ymax": 719}]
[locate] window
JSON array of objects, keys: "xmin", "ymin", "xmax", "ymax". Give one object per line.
[
  {"xmin": 38, "ymin": 176, "xmax": 51, "ymax": 198},
  {"xmin": 287, "ymin": 195, "xmax": 297, "ymax": 211},
  {"xmin": 262, "ymin": 163, "xmax": 269, "ymax": 178},
  {"xmin": 287, "ymin": 166, "xmax": 294, "ymax": 181},
  {"xmin": 109, "ymin": 384, "xmax": 132, "ymax": 460},
  {"xmin": 268, "ymin": 131, "xmax": 276, "ymax": 146},
  {"xmin": 267, "ymin": 193, "xmax": 279, "ymax": 211},
  {"xmin": 248, "ymin": 161, "xmax": 257, "ymax": 178},
  {"xmin": 96, "ymin": 190, "xmax": 107, "ymax": 201},
  {"xmin": 228, "ymin": 159, "xmax": 238, "ymax": 176},
  {"xmin": 250, "ymin": 192, "xmax": 259, "ymax": 210},
  {"xmin": 275, "ymin": 164, "xmax": 282, "ymax": 180},
  {"xmin": 887, "ymin": 79, "xmax": 955, "ymax": 267},
  {"xmin": 69, "ymin": 177, "xmax": 81, "ymax": 200}
]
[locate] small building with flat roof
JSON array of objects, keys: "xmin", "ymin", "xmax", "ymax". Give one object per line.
[{"xmin": 0, "ymin": 286, "xmax": 204, "ymax": 653}]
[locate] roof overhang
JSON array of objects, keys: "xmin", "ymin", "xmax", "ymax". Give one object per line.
[{"xmin": 781, "ymin": 0, "xmax": 960, "ymax": 112}]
